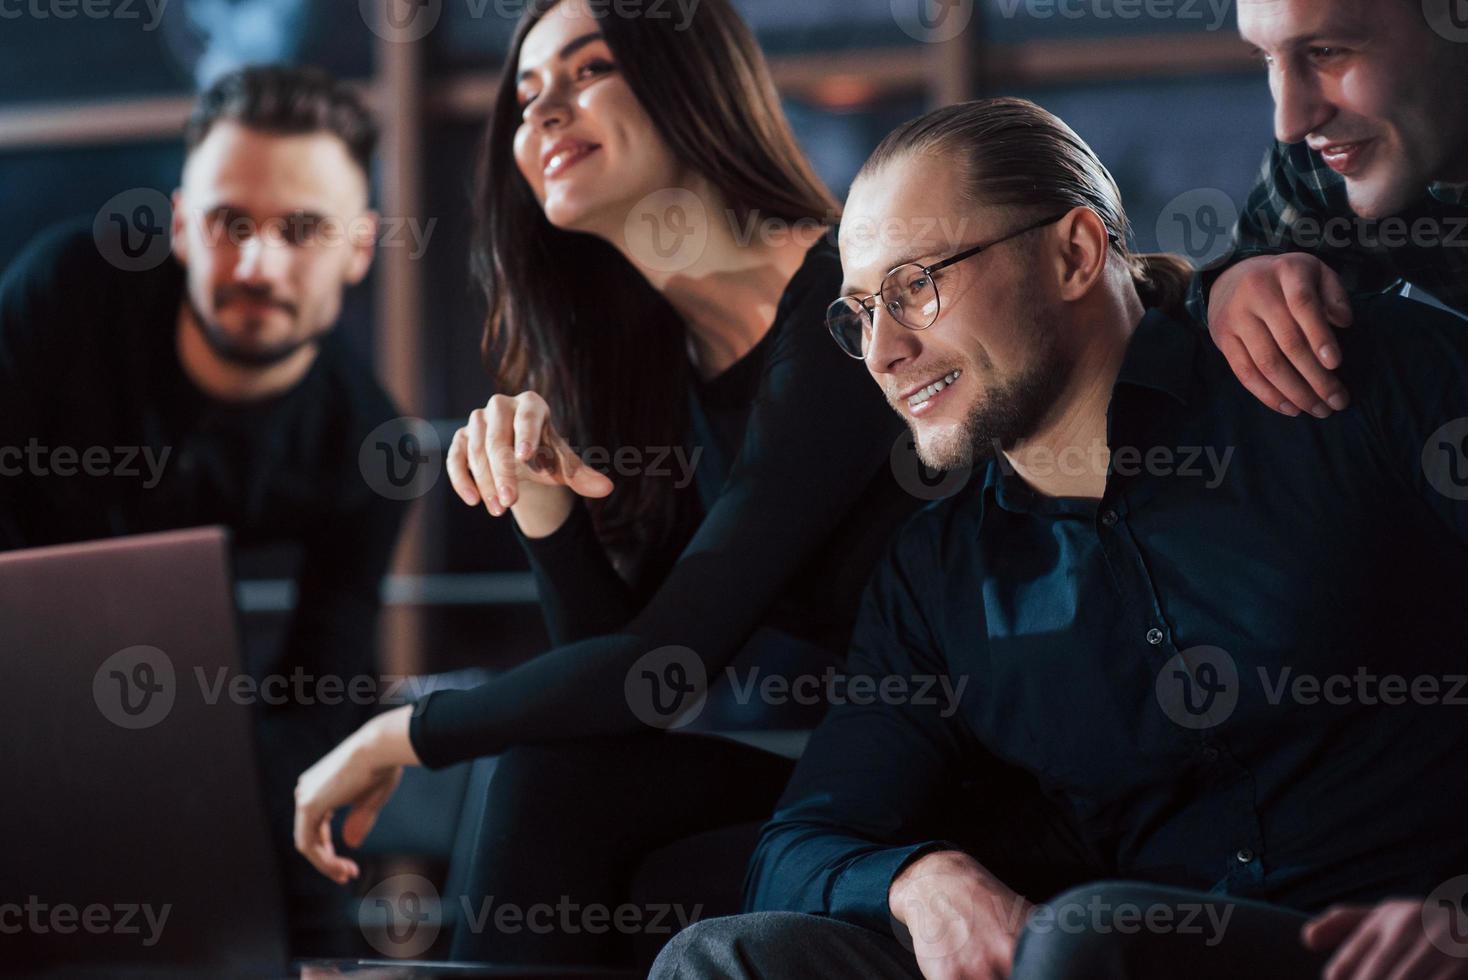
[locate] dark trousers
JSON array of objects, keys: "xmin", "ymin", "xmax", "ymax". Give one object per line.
[
  {"xmin": 1010, "ymin": 882, "xmax": 1330, "ymax": 979},
  {"xmin": 652, "ymin": 883, "xmax": 1332, "ymax": 979},
  {"xmin": 447, "ymin": 732, "xmax": 795, "ymax": 969}
]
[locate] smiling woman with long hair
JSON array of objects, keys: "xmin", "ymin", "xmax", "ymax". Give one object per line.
[{"xmin": 292, "ymin": 0, "xmax": 923, "ymax": 967}]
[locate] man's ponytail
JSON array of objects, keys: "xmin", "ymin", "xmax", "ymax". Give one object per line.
[{"xmin": 1129, "ymin": 253, "xmax": 1194, "ymax": 320}]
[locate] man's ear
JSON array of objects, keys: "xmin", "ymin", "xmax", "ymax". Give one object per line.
[
  {"xmin": 344, "ymin": 209, "xmax": 378, "ymax": 285},
  {"xmin": 1053, "ymin": 206, "xmax": 1109, "ymax": 303},
  {"xmin": 170, "ymin": 188, "xmax": 188, "ymax": 267}
]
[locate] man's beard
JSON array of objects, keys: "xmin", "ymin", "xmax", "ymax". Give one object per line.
[
  {"xmin": 186, "ymin": 292, "xmax": 314, "ymax": 369},
  {"xmin": 912, "ymin": 313, "xmax": 1074, "ymax": 471}
]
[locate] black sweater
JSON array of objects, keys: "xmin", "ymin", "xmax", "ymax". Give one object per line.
[
  {"xmin": 0, "ymin": 221, "xmax": 408, "ymax": 748},
  {"xmin": 410, "ymin": 238, "xmax": 924, "ymax": 768}
]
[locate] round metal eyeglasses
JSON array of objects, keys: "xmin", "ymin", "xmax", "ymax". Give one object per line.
[{"xmin": 826, "ymin": 213, "xmax": 1070, "ymax": 359}]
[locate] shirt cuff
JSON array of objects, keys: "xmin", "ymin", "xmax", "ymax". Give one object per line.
[
  {"xmin": 830, "ymin": 840, "xmax": 963, "ymax": 936},
  {"xmin": 408, "ymin": 690, "xmax": 453, "ymax": 771},
  {"xmin": 513, "ymin": 496, "xmax": 596, "ymax": 558}
]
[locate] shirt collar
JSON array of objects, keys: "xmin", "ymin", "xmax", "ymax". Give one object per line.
[
  {"xmin": 1114, "ymin": 306, "xmax": 1197, "ymax": 407},
  {"xmin": 976, "ymin": 306, "xmax": 1199, "ymax": 517}
]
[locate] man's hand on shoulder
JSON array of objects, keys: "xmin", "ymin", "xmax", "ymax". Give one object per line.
[{"xmin": 1208, "ymin": 253, "xmax": 1355, "ymax": 419}]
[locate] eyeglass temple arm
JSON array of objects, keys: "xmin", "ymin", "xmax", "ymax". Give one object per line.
[{"xmin": 924, "ymin": 212, "xmax": 1117, "ymax": 276}]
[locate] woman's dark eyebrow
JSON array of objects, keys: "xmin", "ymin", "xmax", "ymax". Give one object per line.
[{"xmin": 517, "ymin": 31, "xmax": 605, "ymax": 83}]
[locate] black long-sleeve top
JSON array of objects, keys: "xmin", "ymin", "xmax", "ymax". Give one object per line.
[
  {"xmin": 747, "ymin": 298, "xmax": 1468, "ymax": 932},
  {"xmin": 409, "ymin": 239, "xmax": 924, "ymax": 768},
  {"xmin": 0, "ymin": 221, "xmax": 409, "ymax": 748}
]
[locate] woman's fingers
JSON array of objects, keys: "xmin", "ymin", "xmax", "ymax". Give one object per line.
[
  {"xmin": 485, "ymin": 395, "xmax": 520, "ymax": 508},
  {"xmin": 291, "ymin": 799, "xmax": 319, "ymax": 872},
  {"xmin": 293, "ymin": 796, "xmax": 358, "ymax": 885},
  {"xmin": 341, "ymin": 768, "xmax": 403, "ymax": 850},
  {"xmin": 544, "ymin": 425, "xmax": 614, "ymax": 498},
  {"xmin": 446, "ymin": 427, "xmax": 480, "ymax": 506},
  {"xmin": 457, "ymin": 390, "xmax": 612, "ymax": 509},
  {"xmin": 319, "ymin": 815, "xmax": 360, "ymax": 884},
  {"xmin": 513, "ymin": 392, "xmax": 550, "ymax": 463},
  {"xmin": 464, "ymin": 409, "xmax": 504, "ymax": 516},
  {"xmin": 563, "ymin": 450, "xmax": 615, "ymax": 498}
]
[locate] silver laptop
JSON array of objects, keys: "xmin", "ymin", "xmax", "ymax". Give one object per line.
[{"xmin": 0, "ymin": 526, "xmax": 289, "ymax": 977}]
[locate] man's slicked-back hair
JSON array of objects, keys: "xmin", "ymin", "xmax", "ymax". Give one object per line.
[
  {"xmin": 858, "ymin": 97, "xmax": 1193, "ymax": 318},
  {"xmin": 184, "ymin": 65, "xmax": 378, "ymax": 179}
]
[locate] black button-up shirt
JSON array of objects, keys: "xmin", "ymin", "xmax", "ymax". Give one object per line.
[{"xmin": 747, "ymin": 297, "xmax": 1468, "ymax": 933}]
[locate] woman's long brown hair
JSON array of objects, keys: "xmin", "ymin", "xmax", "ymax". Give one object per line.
[{"xmin": 473, "ymin": 0, "xmax": 838, "ymax": 573}]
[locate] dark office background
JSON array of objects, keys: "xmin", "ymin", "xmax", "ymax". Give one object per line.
[{"xmin": 0, "ymin": 0, "xmax": 1271, "ymax": 680}]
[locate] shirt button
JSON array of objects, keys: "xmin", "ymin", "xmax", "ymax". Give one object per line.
[
  {"xmin": 1146, "ymin": 628, "xmax": 1165, "ymax": 646},
  {"xmin": 1100, "ymin": 509, "xmax": 1119, "ymax": 527},
  {"xmin": 1236, "ymin": 848, "xmax": 1255, "ymax": 864}
]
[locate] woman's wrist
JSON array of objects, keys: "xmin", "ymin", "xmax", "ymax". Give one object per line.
[
  {"xmin": 361, "ymin": 704, "xmax": 422, "ymax": 767},
  {"xmin": 511, "ymin": 481, "xmax": 576, "ymax": 538}
]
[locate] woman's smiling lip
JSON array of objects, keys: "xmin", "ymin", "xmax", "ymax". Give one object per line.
[{"xmin": 542, "ymin": 140, "xmax": 601, "ymax": 179}]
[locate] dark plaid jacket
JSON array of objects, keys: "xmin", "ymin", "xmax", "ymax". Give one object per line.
[{"xmin": 1189, "ymin": 139, "xmax": 1468, "ymax": 324}]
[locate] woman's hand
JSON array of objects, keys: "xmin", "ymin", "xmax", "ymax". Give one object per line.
[
  {"xmin": 293, "ymin": 705, "xmax": 420, "ymax": 885},
  {"xmin": 447, "ymin": 392, "xmax": 614, "ymax": 536},
  {"xmin": 1207, "ymin": 253, "xmax": 1355, "ymax": 419}
]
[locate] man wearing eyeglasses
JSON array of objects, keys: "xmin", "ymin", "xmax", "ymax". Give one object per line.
[{"xmin": 652, "ymin": 97, "xmax": 1468, "ymax": 980}]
